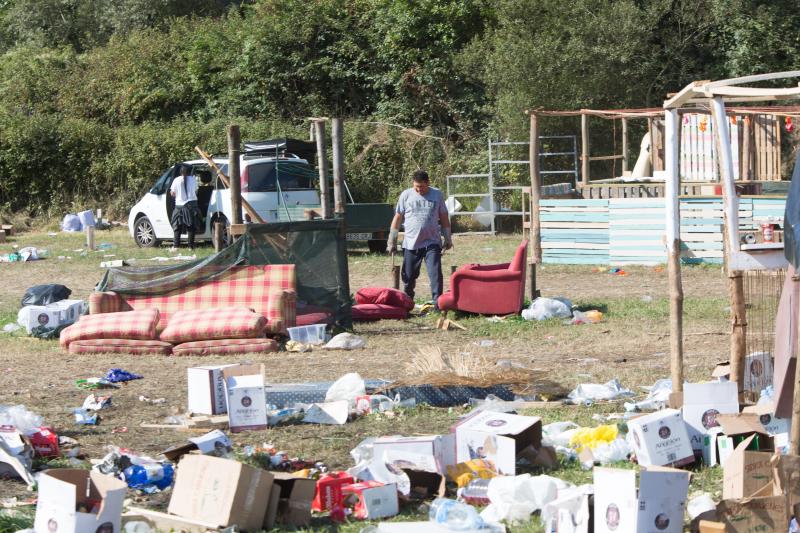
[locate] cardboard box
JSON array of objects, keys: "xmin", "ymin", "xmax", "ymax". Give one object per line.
[
  {"xmin": 717, "ymin": 485, "xmax": 787, "ymax": 533},
  {"xmin": 713, "ymin": 354, "xmax": 774, "ymax": 394},
  {"xmin": 311, "ymin": 471, "xmax": 354, "ymax": 512},
  {"xmin": 34, "ymin": 469, "xmax": 127, "ymax": 533},
  {"xmin": 162, "ymin": 429, "xmax": 232, "ymax": 462},
  {"xmin": 717, "ymin": 413, "xmax": 774, "ymax": 451},
  {"xmin": 594, "ymin": 468, "xmax": 637, "ymax": 533},
  {"xmin": 742, "ymin": 401, "xmax": 791, "ymax": 437},
  {"xmin": 541, "ymin": 485, "xmax": 591, "ymax": 533},
  {"xmin": 0, "ymin": 428, "xmax": 34, "ymax": 487},
  {"xmin": 17, "ymin": 299, "xmax": 84, "ymax": 333},
  {"xmin": 369, "ymin": 435, "xmax": 456, "ymax": 475},
  {"xmin": 125, "ymin": 507, "xmax": 221, "ymax": 533},
  {"xmin": 683, "ymin": 382, "xmax": 739, "ymax": 454},
  {"xmin": 451, "ymin": 410, "xmax": 541, "ymax": 475},
  {"xmin": 627, "ymin": 408, "xmax": 694, "ymax": 467},
  {"xmin": 187, "ymin": 364, "xmax": 239, "ymax": 415},
  {"xmin": 28, "ymin": 427, "xmax": 59, "ymax": 458},
  {"xmin": 342, "ymin": 481, "xmax": 399, "ymax": 520},
  {"xmin": 168, "ymin": 455, "xmax": 273, "ymax": 532},
  {"xmin": 721, "ymin": 434, "xmax": 773, "ymax": 501},
  {"xmin": 264, "ymin": 472, "xmax": 316, "ymax": 528},
  {"xmin": 702, "ymin": 427, "xmax": 724, "ymax": 466},
  {"xmin": 223, "ymin": 363, "xmax": 267, "ymax": 432},
  {"xmin": 403, "ymin": 469, "xmax": 446, "ymax": 501},
  {"xmin": 594, "ymin": 466, "xmax": 690, "ymax": 533}
]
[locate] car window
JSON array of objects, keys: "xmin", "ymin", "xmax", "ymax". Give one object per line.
[
  {"xmin": 191, "ymin": 164, "xmax": 214, "ymax": 190},
  {"xmin": 149, "ymin": 165, "xmax": 177, "ymax": 195},
  {"xmin": 277, "ymin": 162, "xmax": 314, "ymax": 190},
  {"xmin": 246, "ymin": 163, "xmax": 277, "ymax": 192}
]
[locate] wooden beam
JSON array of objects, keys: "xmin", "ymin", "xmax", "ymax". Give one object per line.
[
  {"xmin": 581, "ymin": 113, "xmax": 589, "ymax": 185},
  {"xmin": 588, "ymin": 154, "xmax": 624, "ymax": 162},
  {"xmin": 529, "ymin": 112, "xmax": 542, "ymax": 265},
  {"xmin": 228, "ymin": 125, "xmax": 243, "ymax": 226},
  {"xmin": 193, "ymin": 146, "xmax": 265, "ymax": 224},
  {"xmin": 314, "ymin": 120, "xmax": 332, "ymax": 219},
  {"xmin": 741, "ymin": 115, "xmax": 752, "ymax": 181},
  {"xmin": 665, "ymin": 109, "xmax": 684, "ymax": 394},
  {"xmin": 331, "ymin": 118, "xmax": 346, "ymax": 216},
  {"xmin": 621, "ymin": 118, "xmax": 629, "ymax": 172}
]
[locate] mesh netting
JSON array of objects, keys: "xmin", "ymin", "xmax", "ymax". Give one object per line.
[{"xmin": 97, "ymin": 219, "xmax": 352, "ymax": 328}]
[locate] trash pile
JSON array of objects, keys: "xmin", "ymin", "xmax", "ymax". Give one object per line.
[
  {"xmin": 10, "ymin": 284, "xmax": 86, "ymax": 338},
  {"xmin": 2, "ymin": 356, "xmax": 798, "ymax": 533}
]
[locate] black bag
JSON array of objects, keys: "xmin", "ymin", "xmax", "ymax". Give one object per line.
[{"xmin": 21, "ymin": 284, "xmax": 72, "ymax": 307}]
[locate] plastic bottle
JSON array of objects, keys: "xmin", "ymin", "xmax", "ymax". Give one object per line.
[
  {"xmin": 123, "ymin": 463, "xmax": 174, "ymax": 490},
  {"xmin": 429, "ymin": 498, "xmax": 484, "ymax": 530},
  {"xmin": 459, "ymin": 478, "xmax": 492, "ymax": 506}
]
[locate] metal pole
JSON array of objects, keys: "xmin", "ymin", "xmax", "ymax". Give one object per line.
[
  {"xmin": 314, "ymin": 120, "xmax": 332, "ymax": 219},
  {"xmin": 332, "ymin": 118, "xmax": 346, "ymax": 216},
  {"xmin": 488, "ymin": 139, "xmax": 496, "ymax": 235},
  {"xmin": 227, "ymin": 125, "xmax": 242, "ymax": 226}
]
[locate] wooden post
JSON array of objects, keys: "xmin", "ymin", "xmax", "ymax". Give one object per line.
[
  {"xmin": 742, "ymin": 116, "xmax": 752, "ymax": 181},
  {"xmin": 711, "ymin": 97, "xmax": 746, "ymax": 398},
  {"xmin": 665, "ymin": 109, "xmax": 684, "ymax": 399},
  {"xmin": 86, "ymin": 225, "xmax": 95, "ymax": 251},
  {"xmin": 621, "ymin": 117, "xmax": 629, "ymax": 173},
  {"xmin": 791, "ymin": 277, "xmax": 800, "ymax": 455},
  {"xmin": 331, "ymin": 118, "xmax": 346, "ymax": 216},
  {"xmin": 581, "ymin": 112, "xmax": 589, "ymax": 185},
  {"xmin": 392, "ymin": 266, "xmax": 400, "ymax": 290},
  {"xmin": 529, "ymin": 112, "xmax": 542, "ymax": 300},
  {"xmin": 195, "ymin": 146, "xmax": 265, "ymax": 223},
  {"xmin": 213, "ymin": 222, "xmax": 223, "ymax": 252},
  {"xmin": 227, "ymin": 125, "xmax": 242, "ymax": 226},
  {"xmin": 647, "ymin": 118, "xmax": 655, "ymax": 171},
  {"xmin": 314, "ymin": 120, "xmax": 332, "ymax": 219}
]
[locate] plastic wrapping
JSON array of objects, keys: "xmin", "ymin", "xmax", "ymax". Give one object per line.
[
  {"xmin": 324, "ymin": 332, "xmax": 366, "ymax": 350},
  {"xmin": 20, "ymin": 284, "xmax": 71, "ymax": 307},
  {"xmin": 521, "ymin": 297, "xmax": 572, "ymax": 321},
  {"xmin": 0, "ymin": 405, "xmax": 44, "ymax": 434},
  {"xmin": 566, "ymin": 379, "xmax": 633, "ymax": 405},
  {"xmin": 325, "ymin": 373, "xmax": 366, "ymax": 405},
  {"xmin": 480, "ymin": 474, "xmax": 561, "ymax": 523}
]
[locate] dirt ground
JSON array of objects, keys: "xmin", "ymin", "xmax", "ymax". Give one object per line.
[{"xmin": 0, "ymin": 228, "xmax": 732, "ymax": 512}]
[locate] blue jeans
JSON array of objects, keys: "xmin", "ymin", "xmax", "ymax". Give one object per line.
[{"xmin": 402, "ymin": 244, "xmax": 443, "ymax": 308}]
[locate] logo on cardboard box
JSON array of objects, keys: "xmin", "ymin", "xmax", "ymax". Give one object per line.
[
  {"xmin": 701, "ymin": 409, "xmax": 721, "ymax": 430},
  {"xmin": 659, "ymin": 426, "xmax": 671, "ymax": 439},
  {"xmin": 484, "ymin": 419, "xmax": 508, "ymax": 428},
  {"xmin": 605, "ymin": 503, "xmax": 620, "ymax": 530},
  {"xmin": 241, "ymin": 396, "xmax": 252, "ymax": 407},
  {"xmin": 654, "ymin": 513, "xmax": 670, "ymax": 530},
  {"xmin": 37, "ymin": 313, "xmax": 49, "ymax": 325}
]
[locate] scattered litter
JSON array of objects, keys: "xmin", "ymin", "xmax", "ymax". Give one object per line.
[
  {"xmin": 76, "ymin": 377, "xmax": 120, "ymax": 390},
  {"xmin": 566, "ymin": 379, "xmax": 633, "ymax": 405},
  {"xmin": 624, "ymin": 378, "xmax": 672, "ymax": 412},
  {"xmin": 485, "ymin": 316, "xmax": 506, "ymax": 323},
  {"xmin": 73, "ymin": 408, "xmax": 98, "ymax": 425},
  {"xmin": 641, "ymin": 295, "xmax": 653, "ymax": 303},
  {"xmin": 325, "ymin": 332, "xmax": 366, "ymax": 350},
  {"xmin": 148, "ymin": 254, "xmax": 196, "ymax": 262},
  {"xmin": 82, "ymin": 393, "xmax": 112, "ymax": 411},
  {"xmin": 430, "ymin": 497, "xmax": 491, "ymax": 530},
  {"xmin": 521, "ymin": 297, "xmax": 572, "ymax": 321},
  {"xmin": 124, "ymin": 462, "xmax": 175, "ymax": 493},
  {"xmin": 475, "ymin": 340, "xmax": 496, "ymax": 347},
  {"xmin": 106, "ymin": 368, "xmax": 143, "ymax": 383},
  {"xmin": 286, "ymin": 340, "xmax": 313, "ymax": 352},
  {"xmin": 569, "ymin": 309, "xmax": 603, "ymax": 325},
  {"xmin": 0, "ymin": 405, "xmax": 44, "ymax": 434},
  {"xmin": 480, "ymin": 474, "xmax": 561, "ymax": 524},
  {"xmin": 326, "ymin": 372, "xmax": 366, "ymax": 405},
  {"xmin": 138, "ymin": 395, "xmax": 166, "ymax": 404},
  {"xmin": 112, "ymin": 426, "xmax": 128, "ymax": 433},
  {"xmin": 303, "ymin": 401, "xmax": 349, "ymax": 425},
  {"xmin": 2, "ymin": 323, "xmax": 21, "ymax": 333}
]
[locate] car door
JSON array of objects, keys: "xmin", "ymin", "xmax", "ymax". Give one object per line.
[
  {"xmin": 149, "ymin": 164, "xmax": 180, "ymax": 237},
  {"xmin": 242, "ymin": 162, "xmax": 280, "ymax": 222}
]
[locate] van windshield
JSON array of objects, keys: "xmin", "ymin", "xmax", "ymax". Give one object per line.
[{"xmin": 247, "ymin": 162, "xmax": 315, "ymax": 192}]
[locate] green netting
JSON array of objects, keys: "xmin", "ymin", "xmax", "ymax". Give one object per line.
[{"xmin": 97, "ymin": 219, "xmax": 352, "ymax": 328}]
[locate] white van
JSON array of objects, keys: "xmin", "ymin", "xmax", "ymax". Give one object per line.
[{"xmin": 128, "ymin": 141, "xmax": 321, "ymax": 247}]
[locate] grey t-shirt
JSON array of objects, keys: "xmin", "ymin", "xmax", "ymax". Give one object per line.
[{"xmin": 395, "ymin": 187, "xmax": 448, "ymax": 250}]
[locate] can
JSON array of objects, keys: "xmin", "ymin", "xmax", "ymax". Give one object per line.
[{"xmin": 761, "ymin": 223, "xmax": 774, "ymax": 243}]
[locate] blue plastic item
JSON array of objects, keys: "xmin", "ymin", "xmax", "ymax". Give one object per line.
[
  {"xmin": 124, "ymin": 463, "xmax": 174, "ymax": 491},
  {"xmin": 105, "ymin": 368, "xmax": 143, "ymax": 383}
]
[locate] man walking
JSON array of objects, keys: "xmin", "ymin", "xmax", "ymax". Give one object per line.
[{"xmin": 387, "ymin": 170, "xmax": 453, "ymax": 309}]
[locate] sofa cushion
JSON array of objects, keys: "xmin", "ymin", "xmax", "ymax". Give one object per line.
[
  {"xmin": 172, "ymin": 338, "xmax": 279, "ymax": 356},
  {"xmin": 159, "ymin": 307, "xmax": 266, "ymax": 343},
  {"xmin": 60, "ymin": 308, "xmax": 159, "ymax": 348},
  {"xmin": 68, "ymin": 338, "xmax": 173, "ymax": 355},
  {"xmin": 352, "ymin": 303, "xmax": 409, "ymax": 321},
  {"xmin": 355, "ymin": 287, "xmax": 414, "ymax": 310}
]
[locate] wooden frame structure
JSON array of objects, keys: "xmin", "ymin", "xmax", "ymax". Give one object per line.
[{"xmin": 663, "ymin": 71, "xmax": 800, "ymax": 452}]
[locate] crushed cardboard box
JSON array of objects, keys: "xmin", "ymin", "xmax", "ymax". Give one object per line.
[{"xmin": 35, "ymin": 469, "xmax": 127, "ymax": 533}]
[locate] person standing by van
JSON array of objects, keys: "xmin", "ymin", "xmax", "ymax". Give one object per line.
[{"xmin": 169, "ymin": 165, "xmax": 203, "ymax": 250}]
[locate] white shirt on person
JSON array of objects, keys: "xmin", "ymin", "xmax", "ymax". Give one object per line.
[{"xmin": 170, "ymin": 175, "xmax": 197, "ymax": 206}]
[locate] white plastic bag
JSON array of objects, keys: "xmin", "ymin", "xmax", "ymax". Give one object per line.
[
  {"xmin": 61, "ymin": 214, "xmax": 82, "ymax": 232},
  {"xmin": 480, "ymin": 474, "xmax": 561, "ymax": 523},
  {"xmin": 590, "ymin": 437, "xmax": 631, "ymax": 465},
  {"xmin": 325, "ymin": 372, "xmax": 366, "ymax": 404},
  {"xmin": 567, "ymin": 379, "xmax": 633, "ymax": 405},
  {"xmin": 542, "ymin": 421, "xmax": 579, "ymax": 447},
  {"xmin": 521, "ymin": 297, "xmax": 572, "ymax": 321},
  {"xmin": 324, "ymin": 332, "xmax": 366, "ymax": 350}
]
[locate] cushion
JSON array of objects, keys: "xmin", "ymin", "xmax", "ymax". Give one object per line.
[
  {"xmin": 352, "ymin": 303, "xmax": 410, "ymax": 321},
  {"xmin": 68, "ymin": 339, "xmax": 173, "ymax": 355},
  {"xmin": 296, "ymin": 311, "xmax": 333, "ymax": 327},
  {"xmin": 159, "ymin": 307, "xmax": 267, "ymax": 343},
  {"xmin": 172, "ymin": 338, "xmax": 279, "ymax": 356},
  {"xmin": 355, "ymin": 287, "xmax": 414, "ymax": 311},
  {"xmin": 60, "ymin": 308, "xmax": 159, "ymax": 348}
]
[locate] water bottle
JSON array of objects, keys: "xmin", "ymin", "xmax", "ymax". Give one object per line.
[
  {"xmin": 459, "ymin": 478, "xmax": 492, "ymax": 506},
  {"xmin": 429, "ymin": 498, "xmax": 484, "ymax": 530},
  {"xmin": 123, "ymin": 463, "xmax": 174, "ymax": 490}
]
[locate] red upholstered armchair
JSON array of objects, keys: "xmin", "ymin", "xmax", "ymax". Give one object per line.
[{"xmin": 437, "ymin": 240, "xmax": 528, "ymax": 316}]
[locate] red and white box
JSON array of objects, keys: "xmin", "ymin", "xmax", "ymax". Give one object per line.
[
  {"xmin": 342, "ymin": 481, "xmax": 399, "ymax": 520},
  {"xmin": 311, "ymin": 471, "xmax": 354, "ymax": 512},
  {"xmin": 29, "ymin": 427, "xmax": 59, "ymax": 458}
]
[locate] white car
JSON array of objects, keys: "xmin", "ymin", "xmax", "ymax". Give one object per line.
[{"xmin": 128, "ymin": 141, "xmax": 321, "ymax": 247}]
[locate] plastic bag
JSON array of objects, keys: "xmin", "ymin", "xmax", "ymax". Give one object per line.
[
  {"xmin": 521, "ymin": 297, "xmax": 572, "ymax": 321},
  {"xmin": 567, "ymin": 379, "xmax": 633, "ymax": 405},
  {"xmin": 480, "ymin": 474, "xmax": 560, "ymax": 523},
  {"xmin": 0, "ymin": 405, "xmax": 44, "ymax": 434},
  {"xmin": 624, "ymin": 378, "xmax": 672, "ymax": 412},
  {"xmin": 542, "ymin": 421, "xmax": 579, "ymax": 447},
  {"xmin": 62, "ymin": 213, "xmax": 82, "ymax": 232},
  {"xmin": 20, "ymin": 284, "xmax": 71, "ymax": 308},
  {"xmin": 568, "ymin": 425, "xmax": 618, "ymax": 452},
  {"xmin": 325, "ymin": 372, "xmax": 366, "ymax": 404},
  {"xmin": 589, "ymin": 437, "xmax": 631, "ymax": 465},
  {"xmin": 570, "ymin": 309, "xmax": 603, "ymax": 325},
  {"xmin": 324, "ymin": 332, "xmax": 366, "ymax": 350}
]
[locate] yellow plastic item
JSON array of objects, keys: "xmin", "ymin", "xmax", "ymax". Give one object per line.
[
  {"xmin": 583, "ymin": 310, "xmax": 603, "ymax": 323},
  {"xmin": 446, "ymin": 459, "xmax": 497, "ymax": 488},
  {"xmin": 569, "ymin": 424, "xmax": 618, "ymax": 452}
]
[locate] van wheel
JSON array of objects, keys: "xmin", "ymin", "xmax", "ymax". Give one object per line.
[
  {"xmin": 368, "ymin": 239, "xmax": 388, "ymax": 254},
  {"xmin": 211, "ymin": 215, "xmax": 231, "ymax": 248},
  {"xmin": 134, "ymin": 216, "xmax": 160, "ymax": 248}
]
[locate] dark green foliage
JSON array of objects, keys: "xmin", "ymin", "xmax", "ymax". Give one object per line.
[{"xmin": 0, "ymin": 0, "xmax": 798, "ymax": 217}]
